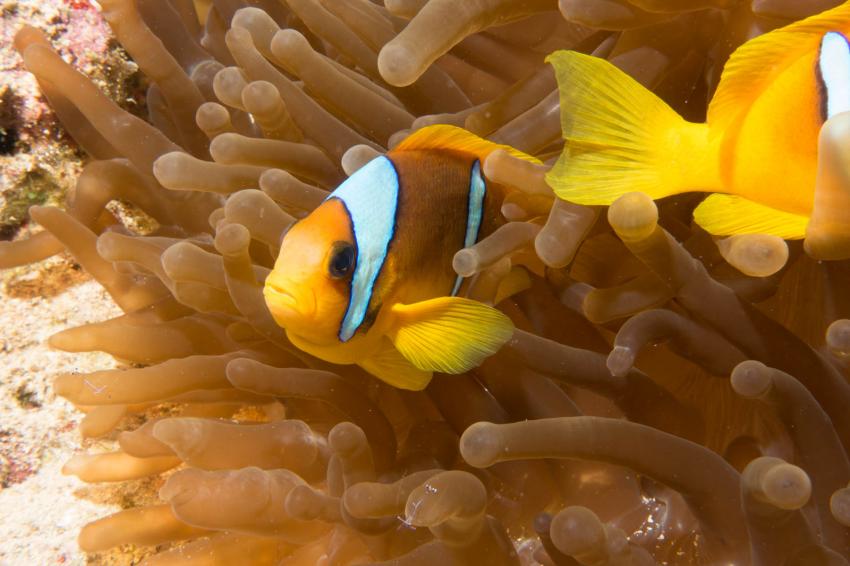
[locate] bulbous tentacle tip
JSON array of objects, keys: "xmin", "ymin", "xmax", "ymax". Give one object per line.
[
  {"xmin": 152, "ymin": 152, "xmax": 201, "ymax": 190},
  {"xmin": 76, "ymin": 526, "xmax": 100, "ymax": 554},
  {"xmin": 159, "ymin": 472, "xmax": 200, "ymax": 507},
  {"xmin": 13, "ymin": 24, "xmax": 48, "ymax": 53},
  {"xmin": 159, "ymin": 242, "xmax": 191, "ymax": 277},
  {"xmin": 284, "ymin": 484, "xmax": 326, "ymax": 521},
  {"xmin": 61, "ymin": 454, "xmax": 86, "ymax": 477},
  {"xmin": 717, "ymin": 234, "xmax": 789, "ymax": 278},
  {"xmin": 377, "ymin": 43, "xmax": 419, "ymax": 87},
  {"xmin": 803, "ymin": 231, "xmax": 850, "ymax": 261},
  {"xmin": 549, "ymin": 505, "xmax": 606, "ymax": 558},
  {"xmin": 271, "ymin": 28, "xmax": 308, "ymax": 55},
  {"xmin": 341, "ymin": 145, "xmax": 382, "ymax": 176},
  {"xmin": 608, "ymin": 192, "xmax": 658, "ymax": 243},
  {"xmin": 214, "ymin": 223, "xmax": 251, "ymax": 257},
  {"xmin": 606, "ymin": 345, "xmax": 635, "ymax": 377},
  {"xmin": 762, "ymin": 464, "xmax": 811, "ymax": 511},
  {"xmin": 730, "ymin": 360, "xmax": 772, "ymax": 399},
  {"xmin": 328, "ymin": 422, "xmax": 368, "ymax": 456},
  {"xmin": 224, "ymin": 357, "xmax": 260, "ymax": 388},
  {"xmin": 26, "ymin": 205, "xmax": 52, "ymax": 224},
  {"xmin": 403, "ymin": 470, "xmax": 487, "ymax": 532},
  {"xmin": 830, "ymin": 486, "xmax": 850, "ymax": 527},
  {"xmin": 231, "ymin": 7, "xmax": 279, "ymax": 47},
  {"xmin": 151, "ymin": 418, "xmax": 204, "ymax": 455},
  {"xmin": 744, "ymin": 457, "xmax": 812, "ymax": 511},
  {"xmin": 459, "ymin": 421, "xmax": 503, "ymax": 468},
  {"xmin": 403, "ymin": 485, "xmax": 443, "ymax": 527},
  {"xmin": 826, "ymin": 319, "xmax": 850, "ymax": 358},
  {"xmin": 47, "ymin": 327, "xmax": 80, "ymax": 351},
  {"xmin": 94, "ymin": 231, "xmax": 123, "ymax": 261},
  {"xmin": 452, "ymin": 248, "xmax": 479, "ymax": 278},
  {"xmin": 51, "ymin": 373, "xmax": 80, "ymax": 399},
  {"xmin": 196, "ymin": 109, "xmax": 234, "ymax": 140}
]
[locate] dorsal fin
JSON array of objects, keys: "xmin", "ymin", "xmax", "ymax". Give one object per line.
[
  {"xmin": 392, "ymin": 125, "xmax": 542, "ymax": 165},
  {"xmin": 708, "ymin": 1, "xmax": 850, "ymax": 130}
]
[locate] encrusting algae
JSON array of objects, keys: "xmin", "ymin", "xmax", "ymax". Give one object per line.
[{"xmin": 1, "ymin": 0, "xmax": 850, "ymax": 564}]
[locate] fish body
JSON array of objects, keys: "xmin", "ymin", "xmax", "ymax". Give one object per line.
[
  {"xmin": 264, "ymin": 126, "xmax": 536, "ymax": 390},
  {"xmin": 546, "ymin": 2, "xmax": 850, "ymax": 238}
]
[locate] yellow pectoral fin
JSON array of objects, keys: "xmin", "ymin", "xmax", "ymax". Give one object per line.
[
  {"xmin": 388, "ymin": 297, "xmax": 514, "ymax": 375},
  {"xmin": 359, "ymin": 338, "xmax": 433, "ymax": 391},
  {"xmin": 693, "ymin": 194, "xmax": 809, "ymax": 239}
]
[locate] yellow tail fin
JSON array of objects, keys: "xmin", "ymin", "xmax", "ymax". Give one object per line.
[{"xmin": 545, "ymin": 50, "xmax": 715, "ymax": 205}]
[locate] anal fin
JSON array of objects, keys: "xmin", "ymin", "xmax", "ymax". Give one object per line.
[
  {"xmin": 359, "ymin": 338, "xmax": 433, "ymax": 391},
  {"xmin": 693, "ymin": 194, "xmax": 809, "ymax": 239}
]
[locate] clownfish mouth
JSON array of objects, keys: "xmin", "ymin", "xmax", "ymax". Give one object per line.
[
  {"xmin": 263, "ymin": 285, "xmax": 300, "ymax": 317},
  {"xmin": 263, "ymin": 283, "xmax": 315, "ymax": 324}
]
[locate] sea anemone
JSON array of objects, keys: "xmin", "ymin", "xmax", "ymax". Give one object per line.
[{"xmin": 2, "ymin": 0, "xmax": 850, "ymax": 564}]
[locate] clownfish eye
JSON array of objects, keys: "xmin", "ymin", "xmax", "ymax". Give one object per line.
[{"xmin": 328, "ymin": 242, "xmax": 356, "ymax": 279}]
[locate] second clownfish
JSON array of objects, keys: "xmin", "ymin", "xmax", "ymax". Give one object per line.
[
  {"xmin": 546, "ymin": 1, "xmax": 850, "ymax": 239},
  {"xmin": 263, "ymin": 126, "xmax": 539, "ymax": 390}
]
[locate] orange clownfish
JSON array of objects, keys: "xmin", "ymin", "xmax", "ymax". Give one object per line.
[
  {"xmin": 545, "ymin": 2, "xmax": 850, "ymax": 239},
  {"xmin": 263, "ymin": 126, "xmax": 538, "ymax": 390}
]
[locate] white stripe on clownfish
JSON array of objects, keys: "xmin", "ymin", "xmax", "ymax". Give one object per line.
[
  {"xmin": 451, "ymin": 159, "xmax": 486, "ymax": 297},
  {"xmin": 819, "ymin": 31, "xmax": 850, "ymax": 119},
  {"xmin": 329, "ymin": 156, "xmax": 400, "ymax": 342}
]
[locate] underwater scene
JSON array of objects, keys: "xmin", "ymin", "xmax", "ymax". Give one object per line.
[{"xmin": 1, "ymin": 0, "xmax": 850, "ymax": 563}]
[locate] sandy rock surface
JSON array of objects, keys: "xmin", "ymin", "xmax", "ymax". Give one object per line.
[
  {"xmin": 1, "ymin": 1, "xmax": 146, "ymax": 563},
  {"xmin": 0, "ymin": 262, "xmax": 122, "ymax": 565}
]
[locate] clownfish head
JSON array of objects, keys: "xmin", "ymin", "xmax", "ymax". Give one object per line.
[{"xmin": 263, "ymin": 198, "xmax": 356, "ymax": 345}]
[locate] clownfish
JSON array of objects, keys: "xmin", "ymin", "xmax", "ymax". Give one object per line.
[
  {"xmin": 263, "ymin": 126, "xmax": 539, "ymax": 391},
  {"xmin": 545, "ymin": 2, "xmax": 850, "ymax": 239}
]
